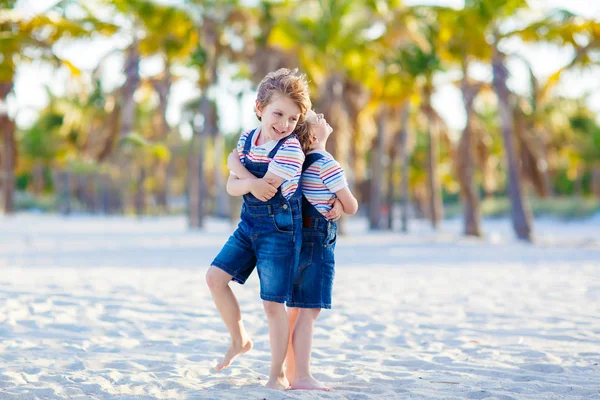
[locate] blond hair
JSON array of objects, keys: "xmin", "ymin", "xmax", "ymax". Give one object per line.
[
  {"xmin": 255, "ymin": 68, "xmax": 312, "ymax": 125},
  {"xmin": 295, "ymin": 110, "xmax": 319, "ymax": 154}
]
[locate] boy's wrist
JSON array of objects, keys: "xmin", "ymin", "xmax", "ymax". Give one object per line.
[{"xmin": 245, "ymin": 179, "xmax": 257, "ymax": 193}]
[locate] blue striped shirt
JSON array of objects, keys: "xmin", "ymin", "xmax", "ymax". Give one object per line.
[
  {"xmin": 301, "ymin": 150, "xmax": 348, "ymax": 217},
  {"xmin": 234, "ymin": 128, "xmax": 305, "ymax": 199}
]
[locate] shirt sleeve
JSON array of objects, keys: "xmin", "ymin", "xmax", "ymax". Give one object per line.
[
  {"xmin": 268, "ymin": 137, "xmax": 305, "ymax": 181},
  {"xmin": 236, "ymin": 130, "xmax": 251, "ymax": 163},
  {"xmin": 320, "ymin": 158, "xmax": 348, "ymax": 193},
  {"xmin": 230, "ymin": 130, "xmax": 252, "ymax": 176}
]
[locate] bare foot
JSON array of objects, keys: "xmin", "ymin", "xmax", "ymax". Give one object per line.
[
  {"xmin": 265, "ymin": 376, "xmax": 290, "ymax": 390},
  {"xmin": 215, "ymin": 338, "xmax": 253, "ymax": 371},
  {"xmin": 291, "ymin": 376, "xmax": 331, "ymax": 391},
  {"xmin": 284, "ymin": 362, "xmax": 295, "ymax": 384},
  {"xmin": 285, "ymin": 370, "xmax": 294, "ymax": 386}
]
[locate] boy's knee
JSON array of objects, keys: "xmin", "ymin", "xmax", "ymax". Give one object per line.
[
  {"xmin": 263, "ymin": 300, "xmax": 285, "ymax": 317},
  {"xmin": 299, "ymin": 308, "xmax": 321, "ymax": 320},
  {"xmin": 206, "ymin": 266, "xmax": 230, "ymax": 291},
  {"xmin": 287, "ymin": 307, "xmax": 299, "ymax": 319}
]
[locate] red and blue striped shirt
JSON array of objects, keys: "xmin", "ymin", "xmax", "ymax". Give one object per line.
[
  {"xmin": 301, "ymin": 150, "xmax": 348, "ymax": 217},
  {"xmin": 233, "ymin": 128, "xmax": 305, "ymax": 199}
]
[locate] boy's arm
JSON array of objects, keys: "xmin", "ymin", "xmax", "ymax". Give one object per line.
[
  {"xmin": 226, "ymin": 175, "xmax": 253, "ymax": 197},
  {"xmin": 227, "ymin": 150, "xmax": 279, "ymax": 200},
  {"xmin": 226, "ymin": 175, "xmax": 278, "ymax": 201},
  {"xmin": 227, "ymin": 150, "xmax": 256, "ymax": 180},
  {"xmin": 229, "ymin": 149, "xmax": 286, "ymax": 189},
  {"xmin": 265, "ymin": 139, "xmax": 303, "ymax": 189},
  {"xmin": 321, "ymin": 159, "xmax": 357, "ymax": 216},
  {"xmin": 334, "ymin": 187, "xmax": 359, "ymax": 215},
  {"xmin": 228, "ymin": 150, "xmax": 284, "ymax": 187}
]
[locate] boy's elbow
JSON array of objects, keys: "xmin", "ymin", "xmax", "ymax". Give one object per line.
[
  {"xmin": 348, "ymin": 202, "xmax": 359, "ymax": 215},
  {"xmin": 226, "ymin": 179, "xmax": 239, "ymax": 196},
  {"xmin": 344, "ymin": 200, "xmax": 359, "ymax": 215}
]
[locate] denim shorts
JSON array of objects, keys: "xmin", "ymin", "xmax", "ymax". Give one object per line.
[
  {"xmin": 287, "ymin": 218, "xmax": 336, "ymax": 309},
  {"xmin": 212, "ymin": 198, "xmax": 302, "ymax": 303}
]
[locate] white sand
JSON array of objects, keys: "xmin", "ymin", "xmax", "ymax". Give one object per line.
[{"xmin": 0, "ymin": 214, "xmax": 599, "ymax": 400}]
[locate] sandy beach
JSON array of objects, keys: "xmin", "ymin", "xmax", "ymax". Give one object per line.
[{"xmin": 0, "ymin": 214, "xmax": 599, "ymax": 399}]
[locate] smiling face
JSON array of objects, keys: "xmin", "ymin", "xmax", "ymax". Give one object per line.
[{"xmin": 256, "ymin": 94, "xmax": 302, "ymax": 141}]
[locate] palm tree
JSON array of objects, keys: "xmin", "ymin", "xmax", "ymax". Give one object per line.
[
  {"xmin": 383, "ymin": 5, "xmax": 451, "ymax": 230},
  {"xmin": 94, "ymin": 0, "xmax": 196, "ymax": 215},
  {"xmin": 0, "ymin": 5, "xmax": 114, "ymax": 213},
  {"xmin": 447, "ymin": 0, "xmax": 534, "ymax": 240},
  {"xmin": 1, "ymin": 81, "xmax": 16, "ymax": 213},
  {"xmin": 183, "ymin": 0, "xmax": 250, "ymax": 228},
  {"xmin": 266, "ymin": 0, "xmax": 376, "ymax": 179},
  {"xmin": 433, "ymin": 6, "xmax": 491, "ymax": 237}
]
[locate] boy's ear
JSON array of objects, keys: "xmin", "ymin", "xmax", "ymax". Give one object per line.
[{"xmin": 255, "ymin": 100, "xmax": 262, "ymax": 117}]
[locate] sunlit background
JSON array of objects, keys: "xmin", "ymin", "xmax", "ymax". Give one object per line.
[{"xmin": 2, "ymin": 0, "xmax": 600, "ymax": 241}]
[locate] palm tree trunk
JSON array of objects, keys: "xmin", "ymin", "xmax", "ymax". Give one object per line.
[
  {"xmin": 1, "ymin": 82, "xmax": 15, "ymax": 214},
  {"xmin": 60, "ymin": 170, "xmax": 72, "ymax": 215},
  {"xmin": 492, "ymin": 44, "xmax": 533, "ymax": 241},
  {"xmin": 369, "ymin": 106, "xmax": 385, "ymax": 230},
  {"xmin": 119, "ymin": 42, "xmax": 140, "ymax": 139},
  {"xmin": 134, "ymin": 167, "xmax": 146, "ymax": 216},
  {"xmin": 32, "ymin": 163, "xmax": 45, "ymax": 195},
  {"xmin": 459, "ymin": 67, "xmax": 482, "ymax": 237},
  {"xmin": 386, "ymin": 129, "xmax": 397, "ymax": 230},
  {"xmin": 592, "ymin": 164, "xmax": 600, "ymax": 198},
  {"xmin": 398, "ymin": 103, "xmax": 410, "ymax": 233},
  {"xmin": 118, "ymin": 42, "xmax": 140, "ymax": 215},
  {"xmin": 100, "ymin": 173, "xmax": 111, "ymax": 214},
  {"xmin": 213, "ymin": 133, "xmax": 229, "ymax": 218},
  {"xmin": 155, "ymin": 164, "xmax": 169, "ymax": 213},
  {"xmin": 423, "ymin": 87, "xmax": 443, "ymax": 229},
  {"xmin": 188, "ymin": 94, "xmax": 209, "ymax": 228},
  {"xmin": 152, "ymin": 66, "xmax": 172, "ymax": 212}
]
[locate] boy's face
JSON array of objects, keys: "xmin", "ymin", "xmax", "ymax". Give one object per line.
[
  {"xmin": 256, "ymin": 94, "xmax": 301, "ymax": 140},
  {"xmin": 307, "ymin": 110, "xmax": 332, "ymax": 145}
]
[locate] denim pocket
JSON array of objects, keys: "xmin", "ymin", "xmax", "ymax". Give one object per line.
[
  {"xmin": 324, "ymin": 224, "xmax": 337, "ymax": 248},
  {"xmin": 273, "ymin": 210, "xmax": 293, "ymax": 234}
]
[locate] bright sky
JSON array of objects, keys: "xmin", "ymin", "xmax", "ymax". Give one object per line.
[{"xmin": 8, "ymin": 0, "xmax": 600, "ymax": 138}]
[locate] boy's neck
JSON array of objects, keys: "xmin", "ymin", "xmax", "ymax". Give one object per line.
[{"xmin": 310, "ymin": 144, "xmax": 327, "ymax": 152}]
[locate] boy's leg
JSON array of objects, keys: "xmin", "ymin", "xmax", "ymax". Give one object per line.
[
  {"xmin": 285, "ymin": 307, "xmax": 300, "ymax": 383},
  {"xmin": 290, "ymin": 308, "xmax": 330, "ymax": 391},
  {"xmin": 206, "ymin": 266, "xmax": 253, "ymax": 370},
  {"xmin": 263, "ymin": 300, "xmax": 290, "ymax": 390}
]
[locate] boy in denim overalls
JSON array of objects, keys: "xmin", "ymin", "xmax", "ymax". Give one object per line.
[
  {"xmin": 205, "ymin": 68, "xmax": 311, "ymax": 390},
  {"xmin": 228, "ymin": 109, "xmax": 358, "ymax": 390}
]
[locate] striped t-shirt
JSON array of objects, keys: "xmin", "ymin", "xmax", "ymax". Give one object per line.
[
  {"xmin": 301, "ymin": 150, "xmax": 348, "ymax": 217},
  {"xmin": 233, "ymin": 127, "xmax": 305, "ymax": 199}
]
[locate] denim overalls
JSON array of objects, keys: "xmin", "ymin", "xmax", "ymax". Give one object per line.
[
  {"xmin": 287, "ymin": 152, "xmax": 337, "ymax": 309},
  {"xmin": 211, "ymin": 128, "xmax": 303, "ymax": 303}
]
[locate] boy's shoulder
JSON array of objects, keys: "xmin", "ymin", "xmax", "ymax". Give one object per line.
[
  {"xmin": 311, "ymin": 151, "xmax": 338, "ymax": 165},
  {"xmin": 239, "ymin": 128, "xmax": 257, "ymax": 139},
  {"xmin": 277, "ymin": 134, "xmax": 303, "ymax": 153},
  {"xmin": 283, "ymin": 133, "xmax": 301, "ymax": 145}
]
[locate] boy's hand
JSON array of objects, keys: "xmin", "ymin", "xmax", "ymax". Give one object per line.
[
  {"xmin": 250, "ymin": 179, "xmax": 277, "ymax": 202},
  {"xmin": 325, "ymin": 198, "xmax": 343, "ymax": 221}
]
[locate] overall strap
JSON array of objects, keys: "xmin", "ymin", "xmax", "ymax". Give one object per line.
[
  {"xmin": 267, "ymin": 133, "xmax": 298, "ymax": 159},
  {"xmin": 302, "ymin": 152, "xmax": 325, "ymax": 173},
  {"xmin": 241, "ymin": 128, "xmax": 257, "ymax": 158}
]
